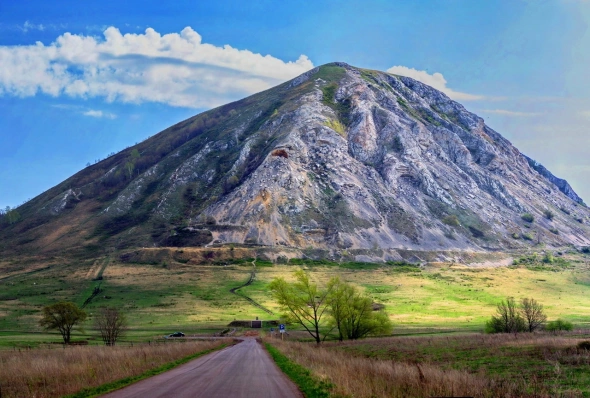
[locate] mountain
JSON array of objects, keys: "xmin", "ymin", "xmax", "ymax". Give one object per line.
[{"xmin": 1, "ymin": 62, "xmax": 589, "ymax": 261}]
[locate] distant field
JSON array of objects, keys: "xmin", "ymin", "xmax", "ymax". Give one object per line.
[{"xmin": 1, "ymin": 252, "xmax": 590, "ymax": 346}]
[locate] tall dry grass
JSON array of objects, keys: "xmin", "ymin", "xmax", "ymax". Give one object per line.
[
  {"xmin": 0, "ymin": 339, "xmax": 229, "ymax": 398},
  {"xmin": 269, "ymin": 339, "xmax": 547, "ymax": 398}
]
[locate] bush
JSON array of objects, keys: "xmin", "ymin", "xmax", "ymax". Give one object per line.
[
  {"xmin": 577, "ymin": 341, "xmax": 590, "ymax": 350},
  {"xmin": 546, "ymin": 319, "xmax": 573, "ymax": 332},
  {"xmin": 324, "ymin": 119, "xmax": 346, "ymax": 137},
  {"xmin": 485, "ymin": 297, "xmax": 526, "ymax": 334},
  {"xmin": 549, "ymin": 228, "xmax": 559, "ymax": 235},
  {"xmin": 442, "ymin": 215, "xmax": 460, "ymax": 227},
  {"xmin": 521, "ymin": 213, "xmax": 535, "ymax": 223},
  {"xmin": 522, "ymin": 233, "xmax": 534, "ymax": 241},
  {"xmin": 542, "ymin": 253, "xmax": 554, "ymax": 264},
  {"xmin": 581, "ymin": 247, "xmax": 590, "ymax": 254},
  {"xmin": 543, "ymin": 209, "xmax": 555, "ymax": 220}
]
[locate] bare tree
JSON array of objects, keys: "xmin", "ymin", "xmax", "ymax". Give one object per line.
[
  {"xmin": 94, "ymin": 307, "xmax": 127, "ymax": 346},
  {"xmin": 520, "ymin": 298, "xmax": 547, "ymax": 332}
]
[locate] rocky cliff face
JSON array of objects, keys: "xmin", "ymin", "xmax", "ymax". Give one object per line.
[{"xmin": 2, "ymin": 63, "xmax": 589, "ymax": 258}]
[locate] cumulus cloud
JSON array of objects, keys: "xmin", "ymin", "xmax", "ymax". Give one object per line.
[
  {"xmin": 386, "ymin": 65, "xmax": 484, "ymax": 101},
  {"xmin": 0, "ymin": 26, "xmax": 314, "ymax": 108},
  {"xmin": 480, "ymin": 109, "xmax": 540, "ymax": 117},
  {"xmin": 83, "ymin": 110, "xmax": 116, "ymax": 119}
]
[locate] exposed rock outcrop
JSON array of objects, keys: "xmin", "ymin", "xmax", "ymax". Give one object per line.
[{"xmin": 3, "ymin": 63, "xmax": 589, "ymax": 256}]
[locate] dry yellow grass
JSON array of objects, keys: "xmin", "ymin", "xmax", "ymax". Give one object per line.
[
  {"xmin": 272, "ymin": 340, "xmax": 526, "ymax": 398},
  {"xmin": 268, "ymin": 339, "xmax": 536, "ymax": 397},
  {"xmin": 0, "ymin": 339, "xmax": 229, "ymax": 398}
]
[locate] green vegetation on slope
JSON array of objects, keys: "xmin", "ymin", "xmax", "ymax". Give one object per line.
[{"xmin": 0, "ymin": 252, "xmax": 589, "ymax": 346}]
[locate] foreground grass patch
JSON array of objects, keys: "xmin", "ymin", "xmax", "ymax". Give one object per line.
[
  {"xmin": 268, "ymin": 339, "xmax": 537, "ymax": 398},
  {"xmin": 330, "ymin": 333, "xmax": 590, "ymax": 396},
  {"xmin": 264, "ymin": 342, "xmax": 334, "ymax": 398},
  {"xmin": 0, "ymin": 339, "xmax": 230, "ymax": 398}
]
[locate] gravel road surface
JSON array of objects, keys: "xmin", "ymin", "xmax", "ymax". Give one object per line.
[{"xmin": 102, "ymin": 338, "xmax": 302, "ymax": 398}]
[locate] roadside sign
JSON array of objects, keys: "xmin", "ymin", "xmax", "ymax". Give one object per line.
[
  {"xmin": 279, "ymin": 324, "xmax": 285, "ymax": 332},
  {"xmin": 270, "ymin": 328, "xmax": 274, "ymax": 332}
]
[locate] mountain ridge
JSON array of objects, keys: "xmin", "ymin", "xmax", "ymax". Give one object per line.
[{"xmin": 1, "ymin": 62, "xmax": 589, "ymax": 260}]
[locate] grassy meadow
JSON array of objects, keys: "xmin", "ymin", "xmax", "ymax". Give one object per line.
[
  {"xmin": 2, "ymin": 250, "xmax": 590, "ymax": 396},
  {"xmin": 1, "ymin": 251, "xmax": 590, "ymax": 345}
]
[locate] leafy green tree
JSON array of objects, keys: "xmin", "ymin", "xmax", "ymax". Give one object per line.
[
  {"xmin": 485, "ymin": 297, "xmax": 526, "ymax": 334},
  {"xmin": 39, "ymin": 302, "xmax": 87, "ymax": 344},
  {"xmin": 3, "ymin": 206, "xmax": 21, "ymax": 224},
  {"xmin": 94, "ymin": 307, "xmax": 127, "ymax": 346},
  {"xmin": 125, "ymin": 161, "xmax": 135, "ymax": 179},
  {"xmin": 327, "ymin": 277, "xmax": 392, "ymax": 340},
  {"xmin": 130, "ymin": 148, "xmax": 140, "ymax": 160},
  {"xmin": 269, "ymin": 270, "xmax": 333, "ymax": 344}
]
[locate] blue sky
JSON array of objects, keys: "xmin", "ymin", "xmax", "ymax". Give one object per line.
[{"xmin": 1, "ymin": 0, "xmax": 590, "ymax": 208}]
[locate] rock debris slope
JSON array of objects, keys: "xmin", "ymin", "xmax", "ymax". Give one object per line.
[{"xmin": 3, "ymin": 63, "xmax": 589, "ymax": 256}]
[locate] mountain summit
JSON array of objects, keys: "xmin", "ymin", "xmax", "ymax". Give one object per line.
[{"xmin": 2, "ymin": 63, "xmax": 589, "ymax": 258}]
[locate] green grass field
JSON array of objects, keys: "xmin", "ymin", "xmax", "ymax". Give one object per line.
[{"xmin": 1, "ymin": 252, "xmax": 590, "ymax": 346}]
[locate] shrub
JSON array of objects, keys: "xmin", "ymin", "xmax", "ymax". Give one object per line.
[
  {"xmin": 542, "ymin": 253, "xmax": 554, "ymax": 264},
  {"xmin": 223, "ymin": 175, "xmax": 240, "ymax": 193},
  {"xmin": 560, "ymin": 206, "xmax": 571, "ymax": 215},
  {"xmin": 442, "ymin": 215, "xmax": 459, "ymax": 227},
  {"xmin": 468, "ymin": 226, "xmax": 484, "ymax": 238},
  {"xmin": 521, "ymin": 213, "xmax": 534, "ymax": 223},
  {"xmin": 543, "ymin": 209, "xmax": 555, "ymax": 220},
  {"xmin": 581, "ymin": 246, "xmax": 590, "ymax": 254},
  {"xmin": 324, "ymin": 119, "xmax": 346, "ymax": 137},
  {"xmin": 511, "ymin": 233, "xmax": 520, "ymax": 239},
  {"xmin": 522, "ymin": 233, "xmax": 533, "ymax": 241},
  {"xmin": 549, "ymin": 228, "xmax": 559, "ymax": 235},
  {"xmin": 546, "ymin": 319, "xmax": 573, "ymax": 332},
  {"xmin": 577, "ymin": 341, "xmax": 590, "ymax": 350},
  {"xmin": 485, "ymin": 297, "xmax": 526, "ymax": 334}
]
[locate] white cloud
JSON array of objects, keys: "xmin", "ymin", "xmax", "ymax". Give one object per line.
[
  {"xmin": 0, "ymin": 26, "xmax": 314, "ymax": 108},
  {"xmin": 21, "ymin": 21, "xmax": 46, "ymax": 32},
  {"xmin": 386, "ymin": 65, "xmax": 484, "ymax": 101},
  {"xmin": 480, "ymin": 109, "xmax": 540, "ymax": 117},
  {"xmin": 83, "ymin": 110, "xmax": 116, "ymax": 119}
]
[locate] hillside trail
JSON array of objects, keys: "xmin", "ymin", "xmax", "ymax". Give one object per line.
[
  {"xmin": 229, "ymin": 259, "xmax": 274, "ymax": 315},
  {"xmin": 102, "ymin": 338, "xmax": 302, "ymax": 398}
]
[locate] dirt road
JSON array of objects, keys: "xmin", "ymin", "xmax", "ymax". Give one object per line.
[{"xmin": 102, "ymin": 339, "xmax": 302, "ymax": 398}]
